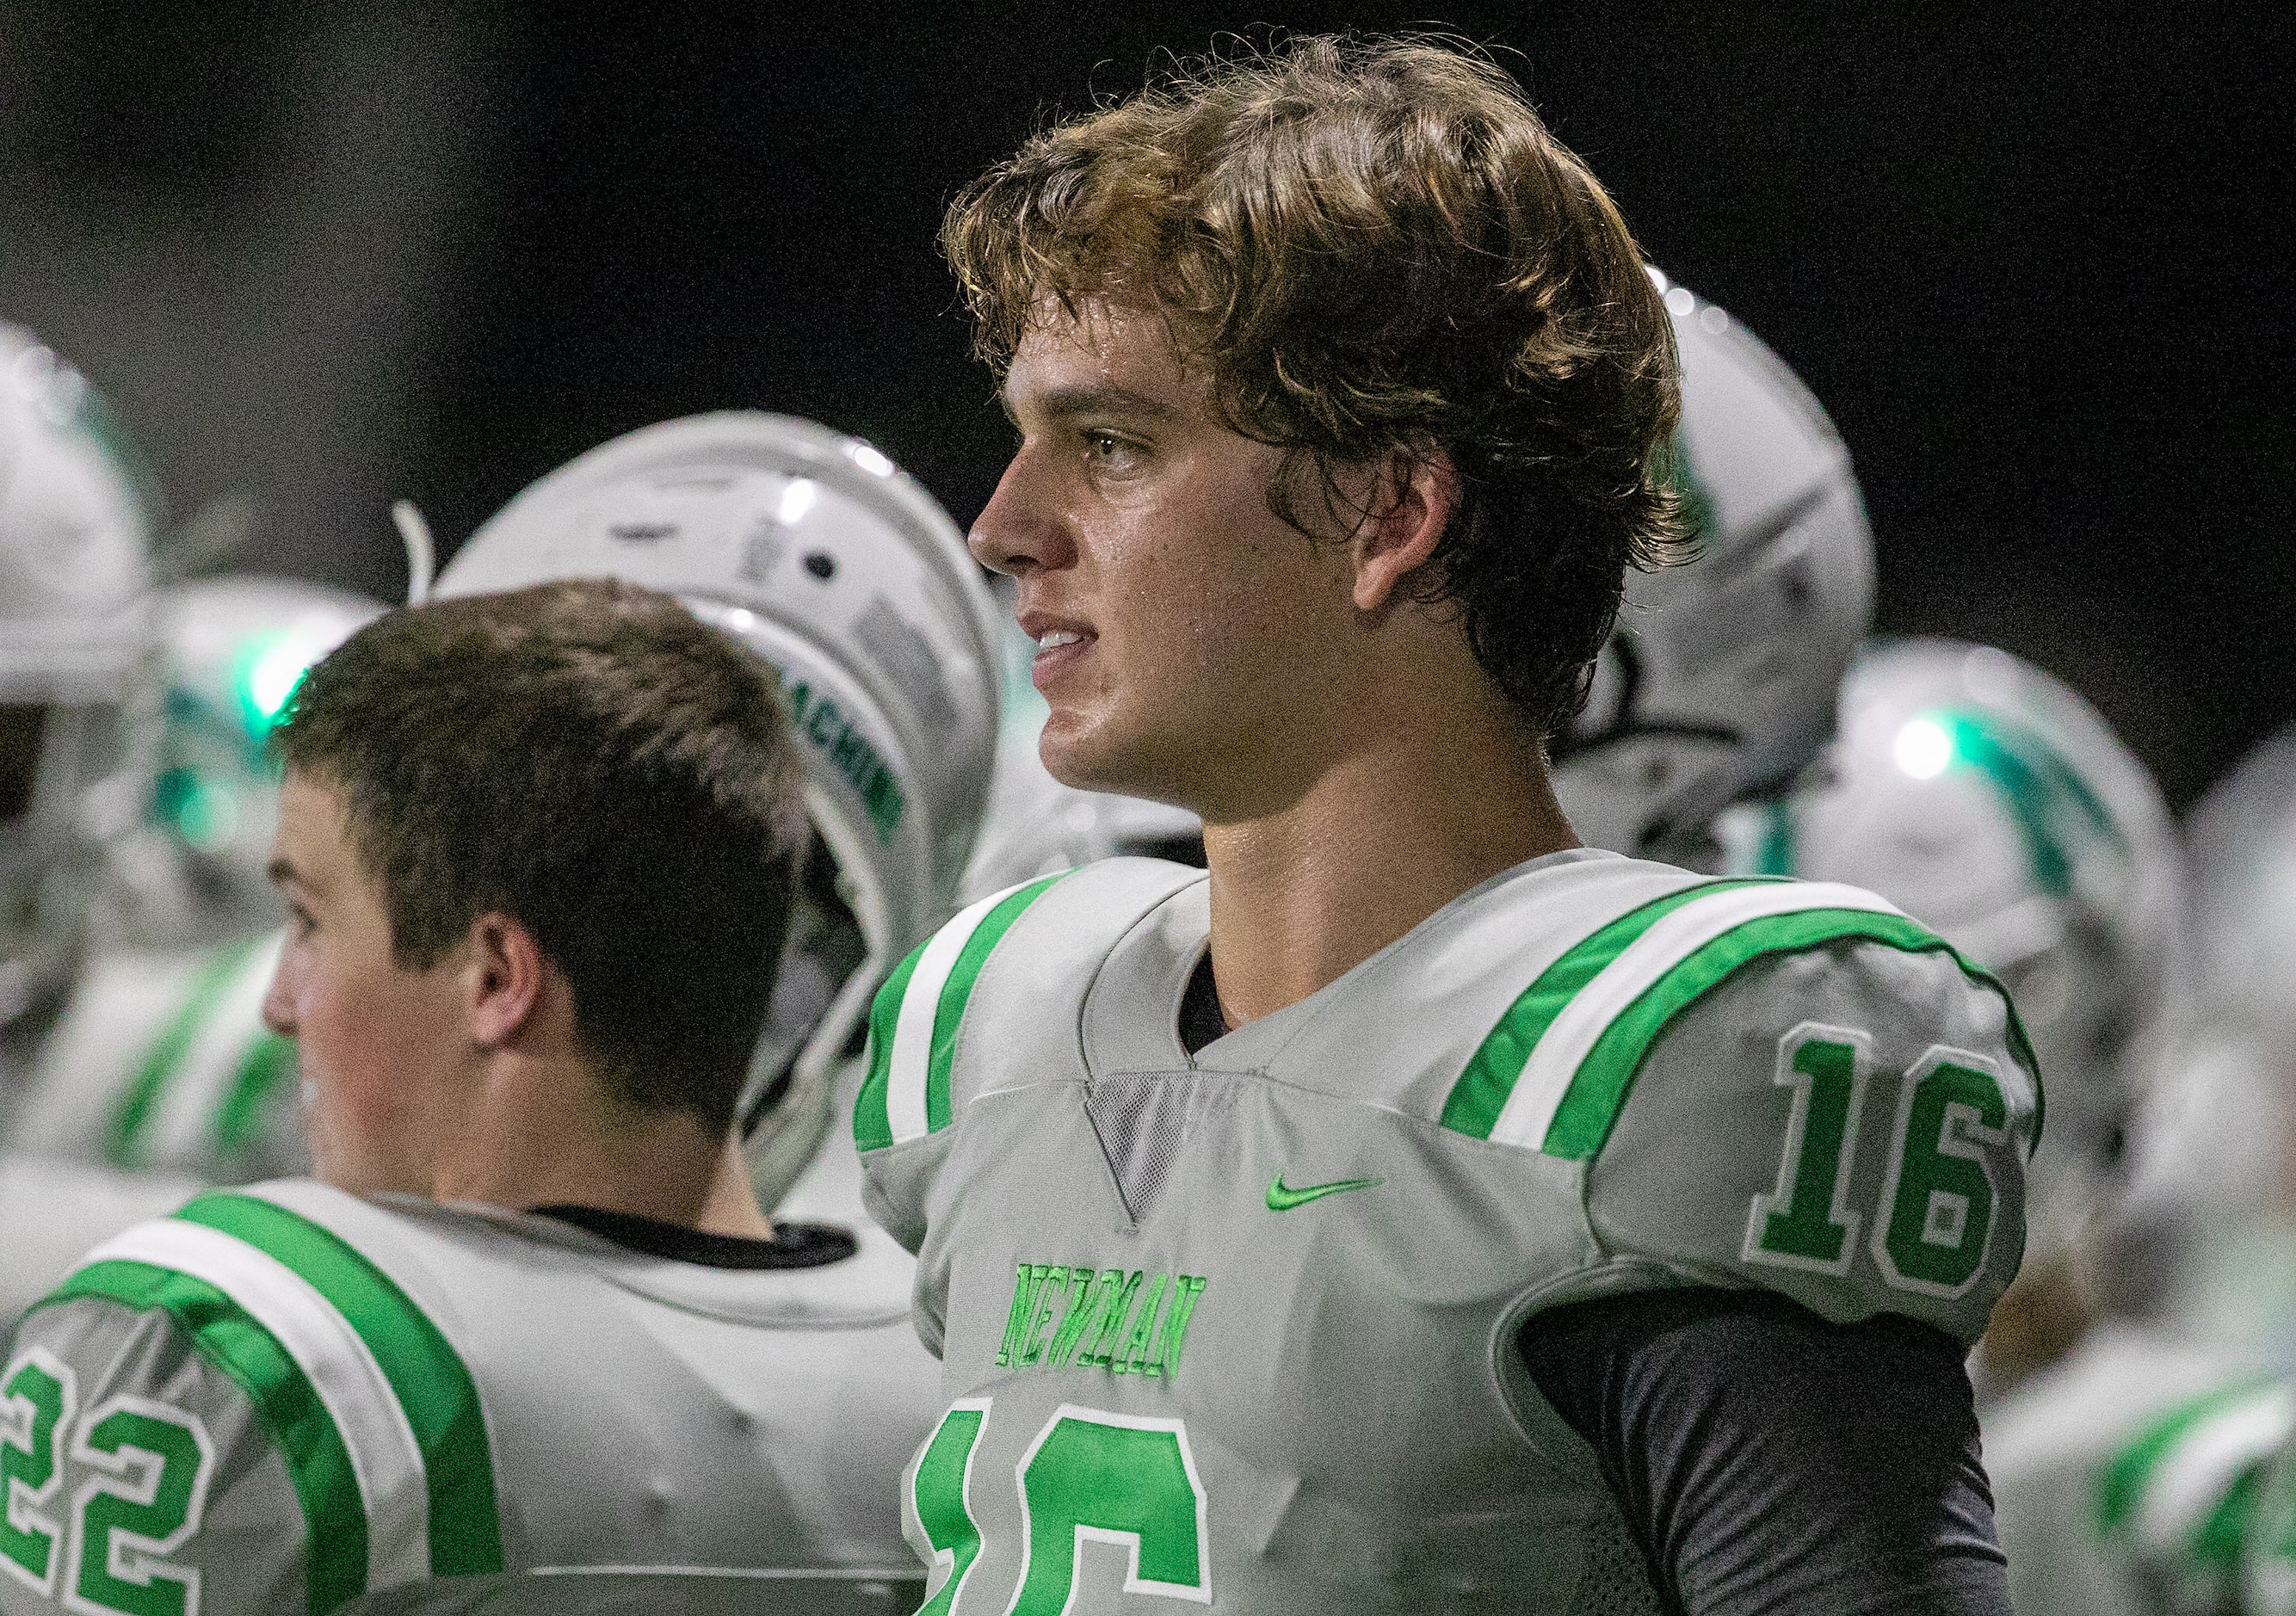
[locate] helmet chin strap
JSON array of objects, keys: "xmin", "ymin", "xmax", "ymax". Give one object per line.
[
  {"xmin": 392, "ymin": 501, "xmax": 435, "ymax": 606},
  {"xmin": 1551, "ymin": 634, "xmax": 1741, "ymax": 765}
]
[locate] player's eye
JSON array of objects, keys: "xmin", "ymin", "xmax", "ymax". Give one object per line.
[
  {"xmin": 1083, "ymin": 430, "xmax": 1146, "ymax": 477},
  {"xmin": 287, "ymin": 902, "xmax": 317, "ymax": 939}
]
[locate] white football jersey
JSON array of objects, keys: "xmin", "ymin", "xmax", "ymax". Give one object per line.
[
  {"xmin": 0, "ymin": 937, "xmax": 295, "ymax": 1327},
  {"xmin": 857, "ymin": 851, "xmax": 2040, "ymax": 1613},
  {"xmin": 1985, "ymin": 1323, "xmax": 2276, "ymax": 1616},
  {"xmin": 0, "ymin": 1180, "xmax": 941, "ymax": 1615},
  {"xmin": 9, "ymin": 934, "xmax": 299, "ymax": 1181}
]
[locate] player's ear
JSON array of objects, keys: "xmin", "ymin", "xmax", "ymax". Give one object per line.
[
  {"xmin": 466, "ymin": 911, "xmax": 546, "ymax": 1047},
  {"xmin": 1349, "ymin": 447, "xmax": 1459, "ymax": 614}
]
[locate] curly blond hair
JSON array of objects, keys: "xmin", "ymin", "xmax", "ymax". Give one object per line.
[{"xmin": 942, "ymin": 34, "xmax": 1688, "ymax": 736}]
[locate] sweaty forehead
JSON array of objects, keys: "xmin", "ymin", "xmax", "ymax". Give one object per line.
[{"xmin": 1002, "ymin": 301, "xmax": 1200, "ymax": 420}]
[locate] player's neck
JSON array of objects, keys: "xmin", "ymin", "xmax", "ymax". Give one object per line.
[
  {"xmin": 429, "ymin": 1058, "xmax": 773, "ymax": 1240},
  {"xmin": 1198, "ymin": 687, "xmax": 1577, "ymax": 1028}
]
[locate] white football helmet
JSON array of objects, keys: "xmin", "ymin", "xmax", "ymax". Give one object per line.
[
  {"xmin": 1717, "ymin": 638, "xmax": 2187, "ymax": 1259},
  {"xmin": 1552, "ymin": 270, "xmax": 1875, "ymax": 861},
  {"xmin": 960, "ymin": 585, "xmax": 1204, "ymax": 903},
  {"xmin": 102, "ymin": 576, "xmax": 384, "ymax": 948},
  {"xmin": 2182, "ymin": 722, "xmax": 2296, "ymax": 1059},
  {"xmin": 434, "ymin": 413, "xmax": 1002, "ymax": 1198},
  {"xmin": 2108, "ymin": 722, "xmax": 2296, "ymax": 1273},
  {"xmin": 0, "ymin": 324, "xmax": 158, "ymax": 1035}
]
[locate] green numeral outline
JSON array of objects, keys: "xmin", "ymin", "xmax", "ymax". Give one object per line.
[
  {"xmin": 1006, "ymin": 1405, "xmax": 1210, "ymax": 1616},
  {"xmin": 1744, "ymin": 1025, "xmax": 1871, "ymax": 1275},
  {"xmin": 0, "ymin": 1348, "xmax": 77, "ymax": 1594},
  {"xmin": 907, "ymin": 1399, "xmax": 991, "ymax": 1616},
  {"xmin": 63, "ymin": 1397, "xmax": 215, "ymax": 1616},
  {"xmin": 1871, "ymin": 1046, "xmax": 2012, "ymax": 1298}
]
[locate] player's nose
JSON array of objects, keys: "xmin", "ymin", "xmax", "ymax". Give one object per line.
[
  {"xmin": 969, "ymin": 451, "xmax": 1074, "ymax": 580},
  {"xmin": 260, "ymin": 949, "xmax": 299, "ymax": 1038}
]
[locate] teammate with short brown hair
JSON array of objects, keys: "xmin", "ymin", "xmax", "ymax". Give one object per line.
[{"xmin": 0, "ymin": 579, "xmax": 929, "ymax": 1615}]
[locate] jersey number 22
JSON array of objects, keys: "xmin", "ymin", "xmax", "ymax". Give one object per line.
[{"xmin": 2, "ymin": 1348, "xmax": 216, "ymax": 1616}]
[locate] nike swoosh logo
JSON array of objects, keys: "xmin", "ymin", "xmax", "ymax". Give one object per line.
[{"xmin": 1266, "ymin": 1173, "xmax": 1385, "ymax": 1212}]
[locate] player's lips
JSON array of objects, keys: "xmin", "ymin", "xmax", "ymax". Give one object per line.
[{"xmin": 1020, "ymin": 610, "xmax": 1096, "ymax": 691}]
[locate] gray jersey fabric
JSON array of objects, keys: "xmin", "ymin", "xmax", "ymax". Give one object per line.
[
  {"xmin": 855, "ymin": 850, "xmax": 2040, "ymax": 1613},
  {"xmin": 1194, "ymin": 953, "xmax": 2011, "ymax": 1612},
  {"xmin": 0, "ymin": 1179, "xmax": 941, "ymax": 1615}
]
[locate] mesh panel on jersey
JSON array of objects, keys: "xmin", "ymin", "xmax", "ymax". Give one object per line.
[
  {"xmin": 1571, "ymin": 1508, "xmax": 1667, "ymax": 1616},
  {"xmin": 1081, "ymin": 1071, "xmax": 1231, "ymax": 1225}
]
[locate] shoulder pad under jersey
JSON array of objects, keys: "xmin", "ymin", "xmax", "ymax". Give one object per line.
[
  {"xmin": 6, "ymin": 1184, "xmax": 502, "ymax": 1615},
  {"xmin": 1431, "ymin": 875, "xmax": 2040, "ymax": 1342},
  {"xmin": 853, "ymin": 858, "xmax": 1200, "ymax": 1153}
]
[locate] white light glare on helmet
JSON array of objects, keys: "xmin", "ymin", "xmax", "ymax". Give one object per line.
[{"xmin": 1892, "ymin": 717, "xmax": 1954, "ymax": 780}]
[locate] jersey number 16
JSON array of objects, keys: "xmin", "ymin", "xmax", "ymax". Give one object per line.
[
  {"xmin": 907, "ymin": 1399, "xmax": 1212, "ymax": 1615},
  {"xmin": 1744, "ymin": 1022, "xmax": 2022, "ymax": 1299}
]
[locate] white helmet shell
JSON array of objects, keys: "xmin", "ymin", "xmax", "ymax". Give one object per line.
[
  {"xmin": 438, "ymin": 413, "xmax": 1000, "ymax": 951},
  {"xmin": 0, "ymin": 324, "xmax": 158, "ymax": 1026},
  {"xmin": 0, "ymin": 326, "xmax": 154, "ymax": 706},
  {"xmin": 2182, "ymin": 722, "xmax": 2296, "ymax": 1058},
  {"xmin": 1553, "ymin": 272, "xmax": 1875, "ymax": 860},
  {"xmin": 120, "ymin": 576, "xmax": 383, "ymax": 945},
  {"xmin": 435, "ymin": 414, "xmax": 1002, "ymax": 1195},
  {"xmin": 1718, "ymin": 638, "xmax": 2187, "ymax": 1255}
]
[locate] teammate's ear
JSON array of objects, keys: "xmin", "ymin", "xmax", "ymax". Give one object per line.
[
  {"xmin": 1350, "ymin": 450, "xmax": 1458, "ymax": 614},
  {"xmin": 466, "ymin": 912, "xmax": 546, "ymax": 1047}
]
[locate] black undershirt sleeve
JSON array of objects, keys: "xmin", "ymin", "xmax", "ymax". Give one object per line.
[{"xmin": 1516, "ymin": 1286, "xmax": 2011, "ymax": 1616}]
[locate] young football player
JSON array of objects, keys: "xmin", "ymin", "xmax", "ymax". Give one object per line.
[
  {"xmin": 855, "ymin": 36, "xmax": 2034, "ymax": 1614},
  {"xmin": 0, "ymin": 580, "xmax": 929, "ymax": 1614},
  {"xmin": 0, "ymin": 320, "xmax": 206, "ymax": 1320},
  {"xmin": 436, "ymin": 411, "xmax": 1006, "ymax": 1593},
  {"xmin": 1983, "ymin": 720, "xmax": 2296, "ymax": 1616}
]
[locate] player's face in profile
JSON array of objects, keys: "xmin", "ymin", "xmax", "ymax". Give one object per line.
[
  {"xmin": 970, "ymin": 299, "xmax": 1366, "ymax": 816},
  {"xmin": 261, "ymin": 769, "xmax": 466, "ymax": 1195}
]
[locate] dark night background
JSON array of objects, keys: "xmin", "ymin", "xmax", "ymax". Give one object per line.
[{"xmin": 2, "ymin": 3, "xmax": 2287, "ymax": 806}]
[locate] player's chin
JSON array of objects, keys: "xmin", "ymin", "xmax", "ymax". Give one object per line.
[
  {"xmin": 1038, "ymin": 706, "xmax": 1143, "ymax": 795},
  {"xmin": 1040, "ymin": 708, "xmax": 1200, "ymax": 811}
]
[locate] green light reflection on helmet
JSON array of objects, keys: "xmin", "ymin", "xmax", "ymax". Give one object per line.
[{"xmin": 231, "ymin": 632, "xmax": 318, "ymax": 739}]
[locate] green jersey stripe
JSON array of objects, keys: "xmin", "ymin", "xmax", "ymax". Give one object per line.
[
  {"xmin": 1542, "ymin": 906, "xmax": 2039, "ymax": 1161},
  {"xmin": 872, "ymin": 873, "xmax": 1067, "ymax": 1149},
  {"xmin": 43, "ymin": 1258, "xmax": 371, "ymax": 1615},
  {"xmin": 176, "ymin": 1193, "xmax": 503, "ymax": 1579},
  {"xmin": 1492, "ymin": 882, "xmax": 1910, "ymax": 1150},
  {"xmin": 2099, "ymin": 1378, "xmax": 2293, "ymax": 1548},
  {"xmin": 854, "ymin": 944, "xmax": 929, "ymax": 1152},
  {"xmin": 67, "ymin": 1215, "xmax": 433, "ymax": 1589},
  {"xmin": 1440, "ymin": 878, "xmax": 1772, "ymax": 1138},
  {"xmin": 103, "ymin": 942, "xmax": 254, "ymax": 1168},
  {"xmin": 926, "ymin": 876, "xmax": 1065, "ymax": 1132}
]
